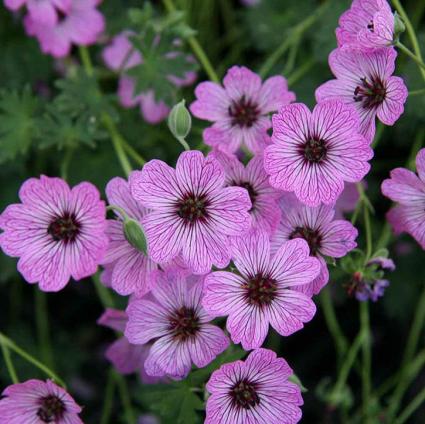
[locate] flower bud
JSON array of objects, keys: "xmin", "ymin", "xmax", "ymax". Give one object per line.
[
  {"xmin": 123, "ymin": 218, "xmax": 148, "ymax": 255},
  {"xmin": 168, "ymin": 99, "xmax": 192, "ymax": 141},
  {"xmin": 393, "ymin": 12, "xmax": 405, "ymax": 39}
]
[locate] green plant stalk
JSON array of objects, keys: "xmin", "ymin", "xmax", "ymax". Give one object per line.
[
  {"xmin": 287, "ymin": 58, "xmax": 315, "ymax": 86},
  {"xmin": 0, "ymin": 341, "xmax": 19, "ymax": 383},
  {"xmin": 392, "ymin": 0, "xmax": 425, "ymax": 81},
  {"xmin": 363, "ymin": 203, "xmax": 373, "ymax": 262},
  {"xmin": 79, "ymin": 46, "xmax": 94, "ymax": 77},
  {"xmin": 93, "ymin": 273, "xmax": 115, "ymax": 309},
  {"xmin": 35, "ymin": 289, "xmax": 55, "ymax": 371},
  {"xmin": 60, "ymin": 146, "xmax": 74, "ymax": 180},
  {"xmin": 329, "ymin": 330, "xmax": 365, "ymax": 406},
  {"xmin": 396, "ymin": 41, "xmax": 425, "ymax": 71},
  {"xmin": 387, "ymin": 285, "xmax": 425, "ymax": 420},
  {"xmin": 395, "ymin": 385, "xmax": 425, "ymax": 424},
  {"xmin": 113, "ymin": 370, "xmax": 135, "ymax": 424},
  {"xmin": 121, "ymin": 138, "xmax": 146, "ymax": 166},
  {"xmin": 408, "ymin": 88, "xmax": 425, "ymax": 96},
  {"xmin": 259, "ymin": 1, "xmax": 328, "ymax": 77},
  {"xmin": 320, "ymin": 287, "xmax": 349, "ymax": 362},
  {"xmin": 360, "ymin": 301, "xmax": 372, "ymax": 422},
  {"xmin": 162, "ymin": 0, "xmax": 219, "ymax": 83},
  {"xmin": 100, "ymin": 368, "xmax": 116, "ymax": 424},
  {"xmin": 0, "ymin": 332, "xmax": 66, "ymax": 387}
]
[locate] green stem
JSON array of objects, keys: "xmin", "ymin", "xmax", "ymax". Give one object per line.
[
  {"xmin": 409, "ymin": 88, "xmax": 425, "ymax": 96},
  {"xmin": 320, "ymin": 287, "xmax": 349, "ymax": 362},
  {"xmin": 392, "ymin": 0, "xmax": 425, "ymax": 81},
  {"xmin": 395, "ymin": 386, "xmax": 425, "ymax": 424},
  {"xmin": 329, "ymin": 330, "xmax": 365, "ymax": 406},
  {"xmin": 60, "ymin": 147, "xmax": 74, "ymax": 180},
  {"xmin": 121, "ymin": 139, "xmax": 145, "ymax": 167},
  {"xmin": 162, "ymin": 0, "xmax": 219, "ymax": 83},
  {"xmin": 371, "ymin": 122, "xmax": 385, "ymax": 149},
  {"xmin": 177, "ymin": 136, "xmax": 191, "ymax": 151},
  {"xmin": 79, "ymin": 46, "xmax": 94, "ymax": 77},
  {"xmin": 360, "ymin": 301, "xmax": 372, "ymax": 421},
  {"xmin": 286, "ymin": 58, "xmax": 315, "ymax": 86},
  {"xmin": 0, "ymin": 332, "xmax": 66, "ymax": 387},
  {"xmin": 35, "ymin": 289, "xmax": 55, "ymax": 371},
  {"xmin": 93, "ymin": 273, "xmax": 115, "ymax": 309},
  {"xmin": 396, "ymin": 41, "xmax": 425, "ymax": 71},
  {"xmin": 259, "ymin": 2, "xmax": 328, "ymax": 77},
  {"xmin": 114, "ymin": 371, "xmax": 135, "ymax": 424},
  {"xmin": 100, "ymin": 368, "xmax": 116, "ymax": 424},
  {"xmin": 102, "ymin": 113, "xmax": 133, "ymax": 177},
  {"xmin": 387, "ymin": 285, "xmax": 425, "ymax": 420},
  {"xmin": 0, "ymin": 341, "xmax": 19, "ymax": 383},
  {"xmin": 363, "ymin": 202, "xmax": 373, "ymax": 262}
]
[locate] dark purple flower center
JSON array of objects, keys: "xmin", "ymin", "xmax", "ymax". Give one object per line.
[
  {"xmin": 230, "ymin": 379, "xmax": 260, "ymax": 410},
  {"xmin": 289, "ymin": 226, "xmax": 322, "ymax": 256},
  {"xmin": 48, "ymin": 212, "xmax": 81, "ymax": 244},
  {"xmin": 37, "ymin": 395, "xmax": 66, "ymax": 423},
  {"xmin": 301, "ymin": 138, "xmax": 327, "ymax": 163},
  {"xmin": 367, "ymin": 20, "xmax": 374, "ymax": 32},
  {"xmin": 231, "ymin": 180, "xmax": 257, "ymax": 211},
  {"xmin": 228, "ymin": 95, "xmax": 260, "ymax": 128},
  {"xmin": 177, "ymin": 193, "xmax": 209, "ymax": 224},
  {"xmin": 168, "ymin": 306, "xmax": 200, "ymax": 341},
  {"xmin": 244, "ymin": 273, "xmax": 277, "ymax": 307},
  {"xmin": 354, "ymin": 76, "xmax": 386, "ymax": 109}
]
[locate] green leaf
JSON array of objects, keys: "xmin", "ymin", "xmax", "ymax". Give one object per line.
[{"xmin": 0, "ymin": 87, "xmax": 41, "ymax": 163}]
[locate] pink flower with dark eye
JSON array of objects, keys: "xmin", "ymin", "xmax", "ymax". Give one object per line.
[
  {"xmin": 23, "ymin": 0, "xmax": 105, "ymax": 58},
  {"xmin": 4, "ymin": 0, "xmax": 72, "ymax": 26},
  {"xmin": 0, "ymin": 176, "xmax": 108, "ymax": 292},
  {"xmin": 272, "ymin": 193, "xmax": 358, "ymax": 296},
  {"xmin": 102, "ymin": 31, "xmax": 197, "ymax": 124},
  {"xmin": 130, "ymin": 150, "xmax": 252, "ymax": 274},
  {"xmin": 264, "ymin": 100, "xmax": 373, "ymax": 207},
  {"xmin": 210, "ymin": 151, "xmax": 282, "ymax": 235},
  {"xmin": 381, "ymin": 148, "xmax": 425, "ymax": 249},
  {"xmin": 125, "ymin": 269, "xmax": 229, "ymax": 380},
  {"xmin": 315, "ymin": 47, "xmax": 407, "ymax": 143},
  {"xmin": 98, "ymin": 308, "xmax": 161, "ymax": 384},
  {"xmin": 205, "ymin": 348, "xmax": 303, "ymax": 424},
  {"xmin": 190, "ymin": 65, "xmax": 295, "ymax": 154},
  {"xmin": 336, "ymin": 0, "xmax": 394, "ymax": 48},
  {"xmin": 0, "ymin": 379, "xmax": 82, "ymax": 424},
  {"xmin": 203, "ymin": 231, "xmax": 320, "ymax": 350},
  {"xmin": 101, "ymin": 176, "xmax": 157, "ymax": 297}
]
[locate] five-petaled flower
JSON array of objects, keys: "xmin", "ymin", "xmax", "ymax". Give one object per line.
[
  {"xmin": 203, "ymin": 231, "xmax": 320, "ymax": 350},
  {"xmin": 130, "ymin": 150, "xmax": 252, "ymax": 274},
  {"xmin": 0, "ymin": 176, "xmax": 108, "ymax": 292},
  {"xmin": 125, "ymin": 269, "xmax": 229, "ymax": 380},
  {"xmin": 316, "ymin": 46, "xmax": 408, "ymax": 143},
  {"xmin": 0, "ymin": 379, "xmax": 83, "ymax": 424},
  {"xmin": 190, "ymin": 65, "xmax": 295, "ymax": 154},
  {"xmin": 264, "ymin": 99, "xmax": 373, "ymax": 207},
  {"xmin": 205, "ymin": 348, "xmax": 303, "ymax": 424}
]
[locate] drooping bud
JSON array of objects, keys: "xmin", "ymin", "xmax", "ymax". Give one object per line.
[
  {"xmin": 393, "ymin": 12, "xmax": 406, "ymax": 40},
  {"xmin": 168, "ymin": 99, "xmax": 192, "ymax": 150},
  {"xmin": 123, "ymin": 218, "xmax": 148, "ymax": 255}
]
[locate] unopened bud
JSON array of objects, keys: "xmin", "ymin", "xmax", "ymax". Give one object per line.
[
  {"xmin": 393, "ymin": 12, "xmax": 405, "ymax": 39},
  {"xmin": 124, "ymin": 218, "xmax": 147, "ymax": 255},
  {"xmin": 168, "ymin": 99, "xmax": 192, "ymax": 141}
]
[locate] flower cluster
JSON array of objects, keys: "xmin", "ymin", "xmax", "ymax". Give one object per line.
[
  {"xmin": 5, "ymin": 0, "xmax": 105, "ymax": 57},
  {"xmin": 0, "ymin": 0, "xmax": 417, "ymax": 422}
]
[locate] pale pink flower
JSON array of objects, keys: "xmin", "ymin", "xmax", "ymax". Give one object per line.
[
  {"xmin": 264, "ymin": 100, "xmax": 373, "ymax": 207},
  {"xmin": 190, "ymin": 65, "xmax": 295, "ymax": 154},
  {"xmin": 203, "ymin": 231, "xmax": 320, "ymax": 350},
  {"xmin": 0, "ymin": 176, "xmax": 108, "ymax": 291}
]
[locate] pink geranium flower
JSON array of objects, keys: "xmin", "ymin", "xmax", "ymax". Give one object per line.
[
  {"xmin": 130, "ymin": 150, "xmax": 252, "ymax": 274},
  {"xmin": 336, "ymin": 0, "xmax": 394, "ymax": 48},
  {"xmin": 203, "ymin": 231, "xmax": 320, "ymax": 350},
  {"xmin": 24, "ymin": 0, "xmax": 105, "ymax": 58},
  {"xmin": 272, "ymin": 193, "xmax": 358, "ymax": 296},
  {"xmin": 0, "ymin": 379, "xmax": 82, "ymax": 424},
  {"xmin": 210, "ymin": 151, "xmax": 282, "ymax": 234},
  {"xmin": 0, "ymin": 176, "xmax": 108, "ymax": 292},
  {"xmin": 190, "ymin": 65, "xmax": 295, "ymax": 154},
  {"xmin": 381, "ymin": 148, "xmax": 425, "ymax": 249},
  {"xmin": 98, "ymin": 308, "xmax": 161, "ymax": 383},
  {"xmin": 205, "ymin": 348, "xmax": 303, "ymax": 424},
  {"xmin": 315, "ymin": 47, "xmax": 408, "ymax": 142},
  {"xmin": 102, "ymin": 31, "xmax": 197, "ymax": 124},
  {"xmin": 125, "ymin": 269, "xmax": 229, "ymax": 380},
  {"xmin": 264, "ymin": 100, "xmax": 373, "ymax": 207},
  {"xmin": 101, "ymin": 176, "xmax": 157, "ymax": 297},
  {"xmin": 4, "ymin": 0, "xmax": 71, "ymax": 25}
]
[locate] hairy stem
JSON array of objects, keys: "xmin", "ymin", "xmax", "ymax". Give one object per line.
[{"xmin": 0, "ymin": 341, "xmax": 19, "ymax": 384}]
